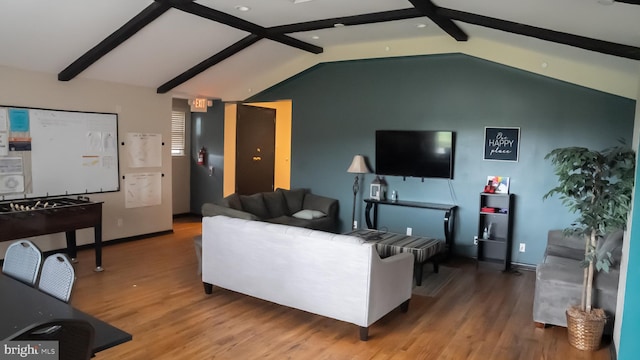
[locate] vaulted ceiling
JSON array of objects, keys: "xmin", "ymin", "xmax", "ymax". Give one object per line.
[{"xmin": 1, "ymin": 0, "xmax": 639, "ymax": 101}]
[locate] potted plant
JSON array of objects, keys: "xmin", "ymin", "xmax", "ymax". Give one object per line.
[{"xmin": 543, "ymin": 144, "xmax": 635, "ymax": 351}]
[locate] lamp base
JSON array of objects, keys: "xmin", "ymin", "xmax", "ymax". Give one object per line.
[{"xmin": 351, "ymin": 175, "xmax": 359, "ymax": 231}]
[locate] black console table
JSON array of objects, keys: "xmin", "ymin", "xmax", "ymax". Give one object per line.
[{"xmin": 364, "ymin": 199, "xmax": 458, "ymax": 258}]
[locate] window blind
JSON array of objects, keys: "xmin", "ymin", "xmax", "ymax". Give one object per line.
[{"xmin": 171, "ymin": 111, "xmax": 185, "ymax": 156}]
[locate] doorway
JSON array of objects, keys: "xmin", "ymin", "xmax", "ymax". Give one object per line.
[
  {"xmin": 235, "ymin": 104, "xmax": 276, "ymax": 195},
  {"xmin": 223, "ymin": 101, "xmax": 292, "ymax": 197}
]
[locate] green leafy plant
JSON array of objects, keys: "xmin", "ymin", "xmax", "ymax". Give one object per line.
[{"xmin": 543, "ymin": 144, "xmax": 635, "ymax": 313}]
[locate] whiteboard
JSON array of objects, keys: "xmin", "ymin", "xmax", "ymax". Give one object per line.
[{"xmin": 0, "ymin": 106, "xmax": 119, "ymax": 199}]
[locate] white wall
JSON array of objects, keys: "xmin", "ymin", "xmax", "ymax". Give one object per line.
[{"xmin": 0, "ymin": 66, "xmax": 173, "ymax": 257}]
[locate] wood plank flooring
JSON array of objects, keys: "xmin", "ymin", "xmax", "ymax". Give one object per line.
[{"xmin": 70, "ymin": 216, "xmax": 611, "ymax": 359}]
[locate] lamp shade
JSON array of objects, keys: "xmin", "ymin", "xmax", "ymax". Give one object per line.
[{"xmin": 347, "ymin": 155, "xmax": 371, "ymax": 174}]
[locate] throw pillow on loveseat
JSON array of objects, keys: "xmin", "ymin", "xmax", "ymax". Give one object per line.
[{"xmin": 201, "ymin": 188, "xmax": 339, "ymax": 233}]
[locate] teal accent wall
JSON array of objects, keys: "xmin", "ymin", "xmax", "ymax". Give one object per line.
[
  {"xmin": 190, "ymin": 99, "xmax": 225, "ymax": 214},
  {"xmin": 213, "ymin": 53, "xmax": 635, "ymax": 265}
]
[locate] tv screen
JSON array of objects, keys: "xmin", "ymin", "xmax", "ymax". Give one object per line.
[{"xmin": 375, "ymin": 130, "xmax": 455, "ymax": 179}]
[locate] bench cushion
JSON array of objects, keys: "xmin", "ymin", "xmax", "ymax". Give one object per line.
[{"xmin": 348, "ymin": 230, "xmax": 445, "ymax": 264}]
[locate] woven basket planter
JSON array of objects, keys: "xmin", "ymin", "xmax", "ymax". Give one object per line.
[{"xmin": 566, "ymin": 306, "xmax": 606, "ymax": 351}]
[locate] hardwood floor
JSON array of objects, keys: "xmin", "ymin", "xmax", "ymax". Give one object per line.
[{"xmin": 71, "ymin": 217, "xmax": 611, "ymax": 359}]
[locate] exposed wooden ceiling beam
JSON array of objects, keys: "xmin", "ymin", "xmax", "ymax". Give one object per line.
[
  {"xmin": 269, "ymin": 8, "xmax": 423, "ymax": 34},
  {"xmin": 439, "ymin": 8, "xmax": 640, "ymax": 60},
  {"xmin": 157, "ymin": 9, "xmax": 425, "ymax": 94},
  {"xmin": 58, "ymin": 2, "xmax": 171, "ymax": 81},
  {"xmin": 157, "ymin": 35, "xmax": 261, "ymax": 94},
  {"xmin": 168, "ymin": 1, "xmax": 322, "ymax": 54},
  {"xmin": 408, "ymin": 0, "xmax": 468, "ymax": 41},
  {"xmin": 60, "ymin": 1, "xmax": 640, "ymax": 92},
  {"xmin": 272, "ymin": 7, "xmax": 639, "ymax": 60}
]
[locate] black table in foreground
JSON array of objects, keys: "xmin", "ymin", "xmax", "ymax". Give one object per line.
[
  {"xmin": 0, "ymin": 274, "xmax": 132, "ymax": 354},
  {"xmin": 364, "ymin": 199, "xmax": 458, "ymax": 258}
]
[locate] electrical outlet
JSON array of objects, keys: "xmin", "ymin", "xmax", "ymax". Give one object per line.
[
  {"xmin": 473, "ymin": 235, "xmax": 478, "ymax": 245},
  {"xmin": 406, "ymin": 227, "xmax": 412, "ymax": 236},
  {"xmin": 353, "ymin": 220, "xmax": 358, "ymax": 230},
  {"xmin": 519, "ymin": 243, "xmax": 526, "ymax": 252}
]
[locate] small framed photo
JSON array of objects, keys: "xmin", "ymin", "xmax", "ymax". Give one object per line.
[
  {"xmin": 370, "ymin": 183, "xmax": 381, "ymax": 200},
  {"xmin": 486, "ymin": 176, "xmax": 510, "ymax": 194}
]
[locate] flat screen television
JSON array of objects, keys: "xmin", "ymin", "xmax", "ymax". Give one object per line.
[{"xmin": 375, "ymin": 130, "xmax": 455, "ymax": 179}]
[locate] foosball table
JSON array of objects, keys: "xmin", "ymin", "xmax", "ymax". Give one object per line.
[{"xmin": 0, "ymin": 196, "xmax": 104, "ymax": 271}]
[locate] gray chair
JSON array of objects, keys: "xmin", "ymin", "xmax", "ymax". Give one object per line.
[
  {"xmin": 2, "ymin": 239, "xmax": 42, "ymax": 286},
  {"xmin": 533, "ymin": 229, "xmax": 623, "ymax": 334},
  {"xmin": 4, "ymin": 319, "xmax": 95, "ymax": 360},
  {"xmin": 38, "ymin": 253, "xmax": 76, "ymax": 303}
]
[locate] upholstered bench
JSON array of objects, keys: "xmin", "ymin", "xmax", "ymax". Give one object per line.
[{"xmin": 346, "ymin": 229, "xmax": 446, "ymax": 286}]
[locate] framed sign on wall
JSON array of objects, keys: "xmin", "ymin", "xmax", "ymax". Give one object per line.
[{"xmin": 483, "ymin": 127, "xmax": 520, "ymax": 162}]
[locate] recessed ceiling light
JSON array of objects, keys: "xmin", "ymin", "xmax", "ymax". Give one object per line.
[
  {"xmin": 311, "ymin": 35, "xmax": 320, "ymax": 40},
  {"xmin": 235, "ymin": 5, "xmax": 250, "ymax": 11},
  {"xmin": 334, "ymin": 23, "xmax": 345, "ymax": 27},
  {"xmin": 417, "ymin": 24, "xmax": 427, "ymax": 28},
  {"xmin": 293, "ymin": 0, "xmax": 314, "ymax": 3}
]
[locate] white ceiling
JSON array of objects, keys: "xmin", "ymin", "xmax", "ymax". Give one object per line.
[{"xmin": 1, "ymin": 0, "xmax": 638, "ymax": 101}]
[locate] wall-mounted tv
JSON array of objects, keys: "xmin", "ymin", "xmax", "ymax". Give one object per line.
[{"xmin": 375, "ymin": 130, "xmax": 456, "ymax": 179}]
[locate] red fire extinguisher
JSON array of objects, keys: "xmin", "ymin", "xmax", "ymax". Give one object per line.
[{"xmin": 198, "ymin": 147, "xmax": 206, "ymax": 166}]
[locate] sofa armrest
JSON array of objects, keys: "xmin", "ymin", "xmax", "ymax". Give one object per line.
[
  {"xmin": 367, "ymin": 251, "xmax": 414, "ymax": 325},
  {"xmin": 201, "ymin": 203, "xmax": 259, "ymax": 220},
  {"xmin": 302, "ymin": 193, "xmax": 338, "ymax": 218}
]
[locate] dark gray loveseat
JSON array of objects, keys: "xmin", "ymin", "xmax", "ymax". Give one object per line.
[
  {"xmin": 201, "ymin": 188, "xmax": 339, "ymax": 233},
  {"xmin": 533, "ymin": 229, "xmax": 623, "ymax": 333}
]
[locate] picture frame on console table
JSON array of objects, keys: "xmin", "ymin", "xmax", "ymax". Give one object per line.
[{"xmin": 483, "ymin": 127, "xmax": 520, "ymax": 162}]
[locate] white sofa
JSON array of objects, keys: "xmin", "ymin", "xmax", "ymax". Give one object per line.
[{"xmin": 201, "ymin": 215, "xmax": 415, "ymax": 340}]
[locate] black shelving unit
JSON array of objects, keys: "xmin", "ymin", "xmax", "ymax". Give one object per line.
[{"xmin": 476, "ymin": 193, "xmax": 514, "ymax": 271}]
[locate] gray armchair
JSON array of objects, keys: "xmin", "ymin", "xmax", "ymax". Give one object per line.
[{"xmin": 533, "ymin": 229, "xmax": 623, "ymax": 334}]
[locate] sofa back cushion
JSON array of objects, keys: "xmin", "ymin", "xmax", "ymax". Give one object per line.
[
  {"xmin": 223, "ymin": 193, "xmax": 243, "ymax": 211},
  {"xmin": 545, "ymin": 230, "xmax": 585, "ymax": 262},
  {"xmin": 239, "ymin": 193, "xmax": 270, "ymax": 219},
  {"xmin": 263, "ymin": 190, "xmax": 288, "ymax": 218},
  {"xmin": 280, "ymin": 188, "xmax": 308, "ymax": 215},
  {"xmin": 596, "ymin": 229, "xmax": 624, "ymax": 267}
]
